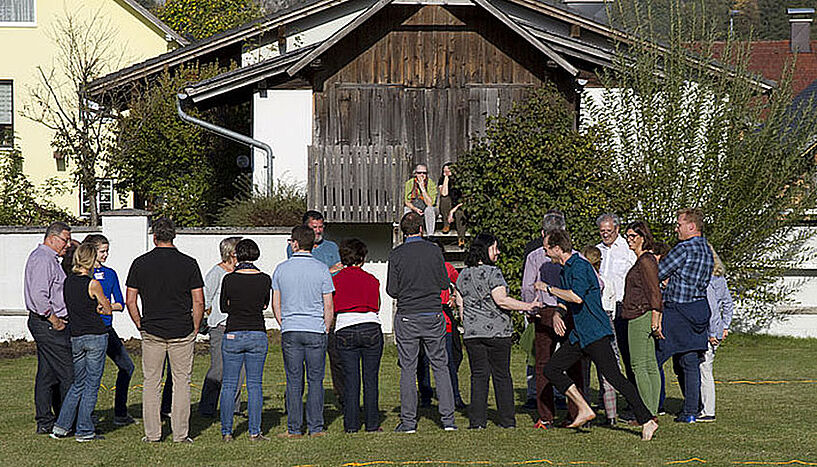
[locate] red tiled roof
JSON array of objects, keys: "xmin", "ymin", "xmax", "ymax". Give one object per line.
[{"xmin": 717, "ymin": 40, "xmax": 817, "ymax": 97}]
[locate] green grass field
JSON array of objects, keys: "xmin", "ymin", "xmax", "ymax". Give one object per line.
[{"xmin": 0, "ymin": 333, "xmax": 815, "ymax": 466}]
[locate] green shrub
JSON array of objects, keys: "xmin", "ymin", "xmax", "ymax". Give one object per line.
[{"xmin": 217, "ymin": 179, "xmax": 306, "ymax": 227}]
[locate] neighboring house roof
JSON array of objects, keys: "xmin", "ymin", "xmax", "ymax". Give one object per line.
[
  {"xmin": 87, "ymin": 0, "xmax": 350, "ymax": 96},
  {"xmin": 119, "ymin": 0, "xmax": 189, "ymax": 46},
  {"xmin": 716, "ymin": 40, "xmax": 817, "ymax": 98}
]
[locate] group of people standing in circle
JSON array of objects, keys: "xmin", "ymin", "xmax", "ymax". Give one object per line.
[{"xmin": 24, "ymin": 202, "xmax": 732, "ymax": 443}]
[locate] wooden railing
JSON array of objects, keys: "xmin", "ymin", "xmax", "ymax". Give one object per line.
[{"xmin": 307, "ymin": 145, "xmax": 411, "ymax": 223}]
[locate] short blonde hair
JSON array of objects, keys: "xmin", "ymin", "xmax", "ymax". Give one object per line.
[
  {"xmin": 219, "ymin": 236, "xmax": 242, "ymax": 262},
  {"xmin": 72, "ymin": 243, "xmax": 98, "ymax": 274},
  {"xmin": 678, "ymin": 208, "xmax": 705, "ymax": 233}
]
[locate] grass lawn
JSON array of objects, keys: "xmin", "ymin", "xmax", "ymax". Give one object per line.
[{"xmin": 0, "ymin": 333, "xmax": 816, "ymax": 466}]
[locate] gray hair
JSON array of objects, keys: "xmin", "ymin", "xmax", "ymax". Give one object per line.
[
  {"xmin": 542, "ymin": 210, "xmax": 566, "ymax": 232},
  {"xmin": 219, "ymin": 236, "xmax": 243, "ymax": 262},
  {"xmin": 596, "ymin": 213, "xmax": 621, "ymax": 228},
  {"xmin": 414, "ymin": 164, "xmax": 428, "ymax": 173},
  {"xmin": 44, "ymin": 221, "xmax": 71, "ymax": 241}
]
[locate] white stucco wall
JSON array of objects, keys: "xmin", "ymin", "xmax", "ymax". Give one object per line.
[
  {"xmin": 253, "ymin": 89, "xmax": 313, "ymax": 188},
  {"xmin": 0, "ymin": 212, "xmax": 397, "ymax": 342}
]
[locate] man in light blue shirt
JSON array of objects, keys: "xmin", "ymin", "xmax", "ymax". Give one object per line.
[
  {"xmin": 273, "ymin": 225, "xmax": 335, "ymax": 437},
  {"xmin": 285, "ymin": 210, "xmax": 346, "ymax": 407}
]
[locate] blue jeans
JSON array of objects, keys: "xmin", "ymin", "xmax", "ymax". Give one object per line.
[
  {"xmin": 106, "ymin": 327, "xmax": 134, "ymax": 418},
  {"xmin": 53, "ymin": 333, "xmax": 108, "ymax": 438},
  {"xmin": 281, "ymin": 331, "xmax": 327, "ymax": 434},
  {"xmin": 220, "ymin": 331, "xmax": 268, "ymax": 436},
  {"xmin": 336, "ymin": 322, "xmax": 383, "ymax": 432}
]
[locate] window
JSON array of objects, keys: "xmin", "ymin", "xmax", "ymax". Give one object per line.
[
  {"xmin": 80, "ymin": 179, "xmax": 115, "ymax": 216},
  {"xmin": 0, "ymin": 0, "xmax": 35, "ymax": 25},
  {"xmin": 0, "ymin": 81, "xmax": 11, "ymax": 148}
]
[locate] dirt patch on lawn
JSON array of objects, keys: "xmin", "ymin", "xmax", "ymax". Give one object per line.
[{"xmin": 0, "ymin": 330, "xmax": 283, "ymax": 360}]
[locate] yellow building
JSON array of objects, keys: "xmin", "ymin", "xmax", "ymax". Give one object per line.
[{"xmin": 0, "ymin": 0, "xmax": 186, "ymax": 218}]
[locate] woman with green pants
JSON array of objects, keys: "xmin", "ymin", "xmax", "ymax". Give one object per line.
[{"xmin": 620, "ymin": 221, "xmax": 663, "ymax": 414}]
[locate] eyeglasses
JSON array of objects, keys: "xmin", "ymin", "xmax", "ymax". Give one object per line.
[
  {"xmin": 626, "ymin": 233, "xmax": 640, "ymax": 240},
  {"xmin": 287, "ymin": 238, "xmax": 295, "ymax": 243},
  {"xmin": 415, "ymin": 171, "xmax": 427, "ymax": 175},
  {"xmin": 54, "ymin": 235, "xmax": 70, "ymax": 244}
]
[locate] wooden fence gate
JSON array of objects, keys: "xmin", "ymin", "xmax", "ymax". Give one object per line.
[{"xmin": 307, "ymin": 145, "xmax": 411, "ymax": 223}]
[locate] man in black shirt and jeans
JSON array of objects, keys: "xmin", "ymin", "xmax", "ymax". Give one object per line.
[
  {"xmin": 126, "ymin": 217, "xmax": 204, "ymax": 443},
  {"xmin": 387, "ymin": 212, "xmax": 456, "ymax": 433}
]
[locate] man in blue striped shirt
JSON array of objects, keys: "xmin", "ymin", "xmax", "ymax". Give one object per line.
[{"xmin": 657, "ymin": 208, "xmax": 714, "ymax": 423}]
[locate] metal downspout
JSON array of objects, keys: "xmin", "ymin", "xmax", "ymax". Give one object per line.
[{"xmin": 175, "ymin": 92, "xmax": 273, "ymax": 196}]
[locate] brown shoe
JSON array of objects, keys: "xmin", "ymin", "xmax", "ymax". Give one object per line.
[
  {"xmin": 249, "ymin": 433, "xmax": 270, "ymax": 442},
  {"xmin": 441, "ymin": 226, "xmax": 450, "ymax": 234},
  {"xmin": 277, "ymin": 432, "xmax": 303, "ymax": 439},
  {"xmin": 310, "ymin": 431, "xmax": 327, "ymax": 438}
]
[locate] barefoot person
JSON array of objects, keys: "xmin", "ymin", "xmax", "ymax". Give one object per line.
[{"xmin": 542, "ymin": 229, "xmax": 658, "ymax": 440}]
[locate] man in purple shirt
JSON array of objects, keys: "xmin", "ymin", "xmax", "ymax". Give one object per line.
[{"xmin": 24, "ymin": 221, "xmax": 73, "ymax": 434}]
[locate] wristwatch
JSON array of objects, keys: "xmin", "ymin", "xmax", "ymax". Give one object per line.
[{"xmin": 546, "ymin": 285, "xmax": 552, "ymax": 295}]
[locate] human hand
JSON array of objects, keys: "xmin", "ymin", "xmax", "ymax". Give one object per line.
[
  {"xmin": 553, "ymin": 313, "xmax": 566, "ymax": 336},
  {"xmin": 52, "ymin": 319, "xmax": 66, "ymax": 331},
  {"xmin": 708, "ymin": 336, "xmax": 719, "ymax": 345},
  {"xmin": 447, "ymin": 214, "xmax": 454, "ymax": 224},
  {"xmin": 722, "ymin": 329, "xmax": 729, "ymax": 340},
  {"xmin": 533, "ymin": 281, "xmax": 548, "ymax": 292}
]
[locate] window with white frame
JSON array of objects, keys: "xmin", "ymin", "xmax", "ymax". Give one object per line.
[
  {"xmin": 0, "ymin": 81, "xmax": 11, "ymax": 148},
  {"xmin": 80, "ymin": 179, "xmax": 115, "ymax": 216},
  {"xmin": 0, "ymin": 0, "xmax": 35, "ymax": 25}
]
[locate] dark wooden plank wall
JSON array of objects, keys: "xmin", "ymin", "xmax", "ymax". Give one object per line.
[{"xmin": 309, "ymin": 4, "xmax": 574, "ymax": 222}]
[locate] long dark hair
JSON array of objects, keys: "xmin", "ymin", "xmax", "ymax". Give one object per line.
[
  {"xmin": 624, "ymin": 220, "xmax": 656, "ymax": 251},
  {"xmin": 465, "ymin": 233, "xmax": 498, "ymax": 267}
]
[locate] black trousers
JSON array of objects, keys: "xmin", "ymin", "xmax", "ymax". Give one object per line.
[
  {"xmin": 27, "ymin": 313, "xmax": 74, "ymax": 431},
  {"xmin": 544, "ymin": 336, "xmax": 653, "ymax": 425},
  {"xmin": 464, "ymin": 337, "xmax": 515, "ymax": 428}
]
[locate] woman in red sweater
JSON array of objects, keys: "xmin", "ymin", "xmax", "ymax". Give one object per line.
[{"xmin": 332, "ymin": 238, "xmax": 383, "ymax": 433}]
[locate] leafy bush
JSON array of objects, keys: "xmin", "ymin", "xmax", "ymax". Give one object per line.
[
  {"xmin": 110, "ymin": 64, "xmax": 248, "ymax": 227},
  {"xmin": 458, "ymin": 83, "xmax": 629, "ymax": 296},
  {"xmin": 0, "ymin": 147, "xmax": 78, "ymax": 225},
  {"xmin": 217, "ymin": 179, "xmax": 306, "ymax": 227}
]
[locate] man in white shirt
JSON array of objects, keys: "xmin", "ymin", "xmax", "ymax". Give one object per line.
[{"xmin": 596, "ymin": 213, "xmax": 637, "ymax": 418}]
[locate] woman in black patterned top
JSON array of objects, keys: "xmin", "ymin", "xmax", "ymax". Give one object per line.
[{"xmin": 455, "ymin": 233, "xmax": 539, "ymax": 429}]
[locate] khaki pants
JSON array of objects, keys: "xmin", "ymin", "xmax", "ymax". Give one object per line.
[{"xmin": 141, "ymin": 331, "xmax": 195, "ymax": 441}]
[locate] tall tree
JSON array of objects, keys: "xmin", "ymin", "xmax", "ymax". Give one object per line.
[
  {"xmin": 587, "ymin": 0, "xmax": 817, "ymax": 330},
  {"xmin": 22, "ymin": 8, "xmax": 124, "ymax": 226}
]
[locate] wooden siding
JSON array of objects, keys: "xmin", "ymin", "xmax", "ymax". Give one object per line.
[{"xmin": 308, "ymin": 4, "xmax": 576, "ymax": 222}]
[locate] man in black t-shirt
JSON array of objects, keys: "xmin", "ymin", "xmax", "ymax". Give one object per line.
[{"xmin": 126, "ymin": 217, "xmax": 204, "ymax": 443}]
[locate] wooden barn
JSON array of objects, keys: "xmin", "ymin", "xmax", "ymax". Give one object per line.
[{"xmin": 92, "ymin": 0, "xmax": 629, "ymax": 225}]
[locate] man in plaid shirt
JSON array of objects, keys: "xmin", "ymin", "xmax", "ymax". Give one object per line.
[{"xmin": 656, "ymin": 208, "xmax": 714, "ymax": 423}]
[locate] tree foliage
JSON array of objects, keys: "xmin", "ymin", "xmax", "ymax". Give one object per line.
[
  {"xmin": 0, "ymin": 147, "xmax": 77, "ymax": 225},
  {"xmin": 22, "ymin": 8, "xmax": 124, "ymax": 225},
  {"xmin": 586, "ymin": 0, "xmax": 817, "ymax": 330},
  {"xmin": 110, "ymin": 64, "xmax": 248, "ymax": 226},
  {"xmin": 458, "ymin": 83, "xmax": 630, "ymax": 297},
  {"xmin": 158, "ymin": 0, "xmax": 264, "ymax": 41}
]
